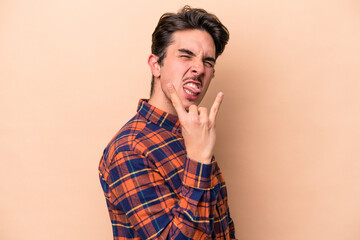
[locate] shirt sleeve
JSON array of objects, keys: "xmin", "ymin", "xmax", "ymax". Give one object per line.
[
  {"xmin": 213, "ymin": 162, "xmax": 236, "ymax": 240},
  {"xmin": 225, "ymin": 193, "xmax": 236, "ymax": 240},
  {"xmin": 99, "ymin": 150, "xmax": 221, "ymax": 239}
]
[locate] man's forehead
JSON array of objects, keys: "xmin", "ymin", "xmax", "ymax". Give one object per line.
[{"xmin": 170, "ymin": 29, "xmax": 216, "ymax": 57}]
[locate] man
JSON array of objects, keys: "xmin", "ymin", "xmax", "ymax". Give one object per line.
[{"xmin": 99, "ymin": 6, "xmax": 235, "ymax": 239}]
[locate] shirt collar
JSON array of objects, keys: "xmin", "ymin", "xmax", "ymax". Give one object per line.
[{"xmin": 137, "ymin": 99, "xmax": 182, "ymax": 134}]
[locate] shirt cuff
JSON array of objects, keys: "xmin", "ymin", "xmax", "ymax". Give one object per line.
[{"xmin": 182, "ymin": 156, "xmax": 219, "ymax": 190}]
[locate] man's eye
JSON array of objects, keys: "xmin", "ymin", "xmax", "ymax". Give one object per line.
[
  {"xmin": 180, "ymin": 55, "xmax": 191, "ymax": 58},
  {"xmin": 204, "ymin": 61, "xmax": 214, "ymax": 68}
]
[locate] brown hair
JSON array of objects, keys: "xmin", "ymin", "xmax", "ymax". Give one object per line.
[{"xmin": 150, "ymin": 5, "xmax": 229, "ymax": 96}]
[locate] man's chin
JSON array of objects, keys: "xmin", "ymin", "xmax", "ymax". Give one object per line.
[{"xmin": 179, "ymin": 91, "xmax": 204, "ymax": 108}]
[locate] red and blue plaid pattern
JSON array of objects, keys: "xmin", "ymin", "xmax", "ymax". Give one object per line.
[{"xmin": 99, "ymin": 99, "xmax": 236, "ymax": 239}]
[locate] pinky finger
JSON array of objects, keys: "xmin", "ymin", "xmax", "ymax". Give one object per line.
[{"xmin": 209, "ymin": 92, "xmax": 224, "ymax": 124}]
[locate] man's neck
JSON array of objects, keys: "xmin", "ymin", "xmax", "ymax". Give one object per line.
[{"xmin": 148, "ymin": 93, "xmax": 177, "ymax": 116}]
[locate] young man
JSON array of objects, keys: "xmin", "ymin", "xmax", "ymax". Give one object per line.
[{"xmin": 99, "ymin": 6, "xmax": 235, "ymax": 239}]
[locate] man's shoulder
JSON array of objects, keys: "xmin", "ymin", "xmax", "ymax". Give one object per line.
[
  {"xmin": 100, "ymin": 111, "xmax": 168, "ymax": 165},
  {"xmin": 102, "ymin": 113, "xmax": 146, "ymax": 158}
]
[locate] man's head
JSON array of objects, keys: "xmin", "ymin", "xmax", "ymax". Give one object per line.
[{"xmin": 148, "ymin": 6, "xmax": 229, "ymax": 113}]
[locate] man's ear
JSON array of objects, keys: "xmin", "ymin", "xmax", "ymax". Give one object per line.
[{"xmin": 148, "ymin": 54, "xmax": 161, "ymax": 78}]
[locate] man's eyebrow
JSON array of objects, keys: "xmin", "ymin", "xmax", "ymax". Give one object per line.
[
  {"xmin": 178, "ymin": 48, "xmax": 195, "ymax": 56},
  {"xmin": 204, "ymin": 56, "xmax": 216, "ymax": 63},
  {"xmin": 178, "ymin": 48, "xmax": 216, "ymax": 63}
]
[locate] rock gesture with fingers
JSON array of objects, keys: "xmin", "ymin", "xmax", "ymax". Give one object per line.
[{"xmin": 167, "ymin": 83, "xmax": 223, "ymax": 164}]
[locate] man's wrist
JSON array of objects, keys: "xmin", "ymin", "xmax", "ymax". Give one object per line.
[{"xmin": 187, "ymin": 153, "xmax": 212, "ymax": 164}]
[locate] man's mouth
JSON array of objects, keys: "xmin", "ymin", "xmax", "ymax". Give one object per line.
[{"xmin": 183, "ymin": 80, "xmax": 201, "ymax": 97}]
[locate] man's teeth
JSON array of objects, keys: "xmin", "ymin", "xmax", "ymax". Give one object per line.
[
  {"xmin": 185, "ymin": 83, "xmax": 199, "ymax": 89},
  {"xmin": 184, "ymin": 89, "xmax": 196, "ymax": 95}
]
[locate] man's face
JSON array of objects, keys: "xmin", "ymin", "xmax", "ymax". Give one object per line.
[{"xmin": 158, "ymin": 29, "xmax": 216, "ymax": 110}]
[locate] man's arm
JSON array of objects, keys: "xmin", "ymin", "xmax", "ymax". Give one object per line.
[
  {"xmin": 99, "ymin": 150, "xmax": 221, "ymax": 239},
  {"xmin": 99, "ymin": 85, "xmax": 233, "ymax": 239},
  {"xmin": 216, "ymin": 171, "xmax": 237, "ymax": 240}
]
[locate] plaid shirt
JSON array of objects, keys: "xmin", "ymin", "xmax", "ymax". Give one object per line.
[{"xmin": 99, "ymin": 99, "xmax": 236, "ymax": 239}]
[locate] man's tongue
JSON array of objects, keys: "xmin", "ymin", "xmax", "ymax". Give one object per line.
[{"xmin": 183, "ymin": 84, "xmax": 200, "ymax": 95}]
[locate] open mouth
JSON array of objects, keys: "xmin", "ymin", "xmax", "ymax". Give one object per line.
[{"xmin": 183, "ymin": 80, "xmax": 201, "ymax": 98}]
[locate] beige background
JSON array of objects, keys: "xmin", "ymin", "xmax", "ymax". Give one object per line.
[{"xmin": 1, "ymin": 0, "xmax": 360, "ymax": 239}]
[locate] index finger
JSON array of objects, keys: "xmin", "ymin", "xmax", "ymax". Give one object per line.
[
  {"xmin": 209, "ymin": 92, "xmax": 224, "ymax": 123},
  {"xmin": 167, "ymin": 83, "xmax": 187, "ymax": 117}
]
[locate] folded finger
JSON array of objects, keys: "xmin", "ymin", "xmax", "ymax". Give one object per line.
[
  {"xmin": 188, "ymin": 104, "xmax": 199, "ymax": 116},
  {"xmin": 198, "ymin": 107, "xmax": 209, "ymax": 124}
]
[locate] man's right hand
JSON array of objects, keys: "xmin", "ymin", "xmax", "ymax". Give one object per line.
[{"xmin": 167, "ymin": 83, "xmax": 224, "ymax": 164}]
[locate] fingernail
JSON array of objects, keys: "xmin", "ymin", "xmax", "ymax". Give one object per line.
[{"xmin": 167, "ymin": 83, "xmax": 173, "ymax": 90}]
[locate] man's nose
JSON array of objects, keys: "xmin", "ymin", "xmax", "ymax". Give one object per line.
[{"xmin": 190, "ymin": 59, "xmax": 204, "ymax": 75}]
